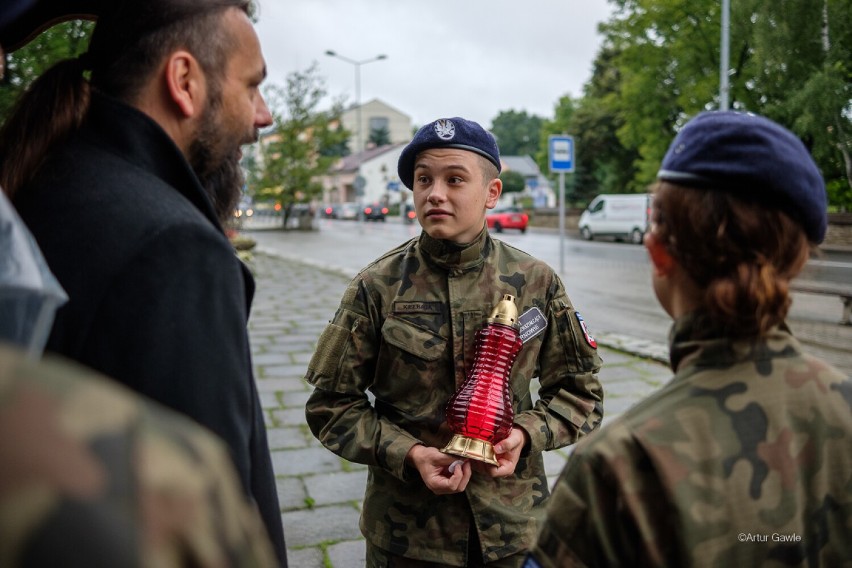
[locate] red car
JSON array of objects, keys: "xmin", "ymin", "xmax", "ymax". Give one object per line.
[{"xmin": 486, "ymin": 207, "xmax": 528, "ymax": 233}]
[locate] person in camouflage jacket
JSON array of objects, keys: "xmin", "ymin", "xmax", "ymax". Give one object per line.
[
  {"xmin": 526, "ymin": 112, "xmax": 852, "ymax": 567},
  {"xmin": 0, "ymin": 343, "xmax": 277, "ymax": 568},
  {"xmin": 305, "ymin": 117, "xmax": 604, "ymax": 567}
]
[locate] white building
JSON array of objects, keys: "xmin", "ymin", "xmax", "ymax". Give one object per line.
[
  {"xmin": 340, "ymin": 98, "xmax": 412, "ymax": 154},
  {"xmin": 322, "ymin": 143, "xmax": 408, "ymax": 206}
]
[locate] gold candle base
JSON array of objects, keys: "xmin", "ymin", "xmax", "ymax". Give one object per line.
[{"xmin": 441, "ymin": 434, "xmax": 498, "ymax": 466}]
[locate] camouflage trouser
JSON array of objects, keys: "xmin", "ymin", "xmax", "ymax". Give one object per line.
[{"xmin": 365, "ymin": 528, "xmax": 526, "ymax": 568}]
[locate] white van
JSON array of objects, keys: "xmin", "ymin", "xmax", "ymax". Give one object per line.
[{"xmin": 578, "ymin": 194, "xmax": 651, "ymax": 244}]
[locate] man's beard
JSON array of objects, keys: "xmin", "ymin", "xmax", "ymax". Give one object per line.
[{"xmin": 188, "ymin": 100, "xmax": 249, "ymax": 225}]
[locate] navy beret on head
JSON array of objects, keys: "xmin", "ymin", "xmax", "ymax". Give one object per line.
[
  {"xmin": 398, "ymin": 117, "xmax": 501, "ymax": 189},
  {"xmin": 657, "ymin": 111, "xmax": 827, "ymax": 243},
  {"xmin": 0, "ymin": 0, "xmax": 102, "ymax": 52}
]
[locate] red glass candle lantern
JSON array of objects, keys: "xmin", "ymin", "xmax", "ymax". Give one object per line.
[{"xmin": 442, "ymin": 294, "xmax": 523, "ymax": 465}]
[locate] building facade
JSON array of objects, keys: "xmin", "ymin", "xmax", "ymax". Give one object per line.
[
  {"xmin": 321, "ymin": 143, "xmax": 408, "ymax": 207},
  {"xmin": 340, "ymin": 99, "xmax": 412, "ymax": 154}
]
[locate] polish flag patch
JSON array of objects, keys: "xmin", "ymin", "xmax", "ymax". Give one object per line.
[{"xmin": 575, "ymin": 311, "xmax": 597, "ymax": 349}]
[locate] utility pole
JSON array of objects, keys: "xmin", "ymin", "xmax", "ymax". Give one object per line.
[
  {"xmin": 324, "ymin": 50, "xmax": 388, "ymax": 155},
  {"xmin": 720, "ymin": 0, "xmax": 730, "ymax": 110}
]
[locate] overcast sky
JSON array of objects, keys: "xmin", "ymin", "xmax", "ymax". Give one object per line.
[{"xmin": 253, "ymin": 1, "xmax": 614, "ymax": 129}]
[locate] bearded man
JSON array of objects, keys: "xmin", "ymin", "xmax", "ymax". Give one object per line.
[{"xmin": 0, "ymin": 1, "xmax": 286, "ymax": 564}]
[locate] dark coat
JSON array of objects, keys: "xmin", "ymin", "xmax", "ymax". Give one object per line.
[{"xmin": 14, "ymin": 92, "xmax": 287, "ymax": 565}]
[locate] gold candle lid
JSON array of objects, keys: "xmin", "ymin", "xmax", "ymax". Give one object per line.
[{"xmin": 487, "ymin": 294, "xmax": 519, "ymax": 327}]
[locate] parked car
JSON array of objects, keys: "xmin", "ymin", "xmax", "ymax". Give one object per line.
[
  {"xmin": 403, "ymin": 203, "xmax": 417, "ymax": 224},
  {"xmin": 322, "ymin": 204, "xmax": 341, "ymax": 218},
  {"xmin": 339, "ymin": 202, "xmax": 360, "ymax": 220},
  {"xmin": 285, "ymin": 203, "xmax": 315, "ymax": 230},
  {"xmin": 486, "ymin": 206, "xmax": 528, "ymax": 233},
  {"xmin": 578, "ymin": 193, "xmax": 651, "ymax": 244},
  {"xmin": 234, "ymin": 197, "xmax": 254, "ymax": 219},
  {"xmin": 363, "ymin": 203, "xmax": 389, "ymax": 221}
]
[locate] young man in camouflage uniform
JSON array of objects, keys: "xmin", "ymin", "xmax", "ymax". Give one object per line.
[
  {"xmin": 305, "ymin": 117, "xmax": 604, "ymax": 567},
  {"xmin": 525, "ymin": 112, "xmax": 852, "ymax": 567}
]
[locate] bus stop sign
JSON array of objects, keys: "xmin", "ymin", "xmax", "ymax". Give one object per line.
[{"xmin": 549, "ymin": 135, "xmax": 575, "ymax": 173}]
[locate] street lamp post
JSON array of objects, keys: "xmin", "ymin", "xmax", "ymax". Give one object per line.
[{"xmin": 324, "ymin": 50, "xmax": 388, "ymax": 156}]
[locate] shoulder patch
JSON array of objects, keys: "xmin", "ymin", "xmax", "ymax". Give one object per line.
[{"xmin": 575, "ymin": 311, "xmax": 597, "ymax": 349}]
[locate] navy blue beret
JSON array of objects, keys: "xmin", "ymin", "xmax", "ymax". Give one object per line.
[
  {"xmin": 398, "ymin": 117, "xmax": 501, "ymax": 189},
  {"xmin": 0, "ymin": 0, "xmax": 102, "ymax": 52},
  {"xmin": 657, "ymin": 111, "xmax": 827, "ymax": 243}
]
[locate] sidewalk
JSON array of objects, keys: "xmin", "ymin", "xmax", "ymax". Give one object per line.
[{"xmin": 246, "ymin": 250, "xmax": 672, "ymax": 568}]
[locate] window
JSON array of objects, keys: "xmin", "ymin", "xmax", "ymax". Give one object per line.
[{"xmin": 369, "ymin": 116, "xmax": 389, "ymax": 132}]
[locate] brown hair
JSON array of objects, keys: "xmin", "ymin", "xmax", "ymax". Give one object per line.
[
  {"xmin": 478, "ymin": 155, "xmax": 499, "ymax": 187},
  {"xmin": 650, "ymin": 181, "xmax": 812, "ymax": 337},
  {"xmin": 0, "ymin": 0, "xmax": 250, "ymax": 199}
]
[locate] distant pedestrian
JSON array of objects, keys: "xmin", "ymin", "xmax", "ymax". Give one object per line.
[
  {"xmin": 526, "ymin": 111, "xmax": 852, "ymax": 567},
  {"xmin": 305, "ymin": 117, "xmax": 604, "ymax": 566},
  {"xmin": 0, "ymin": 1, "xmax": 286, "ymax": 563}
]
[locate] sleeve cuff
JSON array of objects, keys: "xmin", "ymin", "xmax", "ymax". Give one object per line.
[
  {"xmin": 513, "ymin": 414, "xmax": 545, "ymax": 456},
  {"xmin": 382, "ymin": 429, "xmax": 422, "ymax": 481}
]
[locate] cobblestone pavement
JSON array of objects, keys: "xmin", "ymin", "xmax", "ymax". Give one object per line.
[{"xmin": 246, "ymin": 250, "xmax": 674, "ymax": 568}]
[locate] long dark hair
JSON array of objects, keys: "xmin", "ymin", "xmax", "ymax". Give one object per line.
[
  {"xmin": 0, "ymin": 0, "xmax": 250, "ymax": 199},
  {"xmin": 651, "ymin": 181, "xmax": 812, "ymax": 337}
]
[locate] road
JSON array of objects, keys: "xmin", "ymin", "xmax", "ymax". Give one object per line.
[{"xmin": 243, "ymin": 214, "xmax": 852, "ymax": 375}]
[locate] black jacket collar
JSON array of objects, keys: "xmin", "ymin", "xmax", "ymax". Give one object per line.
[{"xmin": 83, "ymin": 91, "xmax": 223, "ymax": 232}]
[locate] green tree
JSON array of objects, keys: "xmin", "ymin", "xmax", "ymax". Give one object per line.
[
  {"xmin": 499, "ymin": 170, "xmax": 526, "ymax": 194},
  {"xmin": 1, "ymin": 20, "xmax": 93, "ymax": 123},
  {"xmin": 490, "ymin": 109, "xmax": 544, "ymax": 157},
  {"xmin": 368, "ymin": 125, "xmax": 391, "ymax": 147},
  {"xmin": 595, "ymin": 0, "xmax": 852, "ymax": 208},
  {"xmin": 543, "ymin": 46, "xmax": 641, "ymax": 205},
  {"xmin": 251, "ymin": 63, "xmax": 349, "ymax": 227},
  {"xmin": 600, "ymin": 0, "xmax": 722, "ymax": 186},
  {"xmin": 744, "ymin": 0, "xmax": 852, "ymax": 209},
  {"xmin": 318, "ymin": 136, "xmax": 350, "ymax": 158}
]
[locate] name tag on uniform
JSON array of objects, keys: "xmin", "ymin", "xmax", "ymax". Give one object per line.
[
  {"xmin": 393, "ymin": 301, "xmax": 442, "ymax": 314},
  {"xmin": 518, "ymin": 307, "xmax": 547, "ymax": 344}
]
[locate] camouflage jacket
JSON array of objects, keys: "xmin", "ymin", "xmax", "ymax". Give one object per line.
[
  {"xmin": 526, "ymin": 313, "xmax": 852, "ymax": 568},
  {"xmin": 0, "ymin": 344, "xmax": 277, "ymax": 568},
  {"xmin": 305, "ymin": 228, "xmax": 604, "ymax": 565}
]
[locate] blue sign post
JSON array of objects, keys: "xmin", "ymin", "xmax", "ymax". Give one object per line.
[
  {"xmin": 549, "ymin": 135, "xmax": 575, "ymax": 274},
  {"xmin": 548, "ymin": 135, "xmax": 575, "ymax": 173}
]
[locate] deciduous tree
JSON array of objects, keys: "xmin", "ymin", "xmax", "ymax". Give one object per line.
[
  {"xmin": 0, "ymin": 21, "xmax": 92, "ymax": 123},
  {"xmin": 490, "ymin": 109, "xmax": 544, "ymax": 157},
  {"xmin": 249, "ymin": 63, "xmax": 349, "ymax": 227},
  {"xmin": 499, "ymin": 170, "xmax": 526, "ymax": 195}
]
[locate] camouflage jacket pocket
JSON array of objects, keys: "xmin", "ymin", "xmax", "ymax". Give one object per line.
[
  {"xmin": 373, "ymin": 315, "xmax": 452, "ymax": 419},
  {"xmin": 380, "ymin": 315, "xmax": 446, "ymax": 361}
]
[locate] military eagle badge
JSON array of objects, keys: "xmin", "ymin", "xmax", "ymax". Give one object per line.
[{"xmin": 434, "ymin": 118, "xmax": 455, "ymax": 140}]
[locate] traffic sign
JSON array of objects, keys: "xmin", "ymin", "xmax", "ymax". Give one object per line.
[
  {"xmin": 354, "ymin": 175, "xmax": 366, "ymax": 197},
  {"xmin": 549, "ymin": 135, "xmax": 575, "ymax": 173}
]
